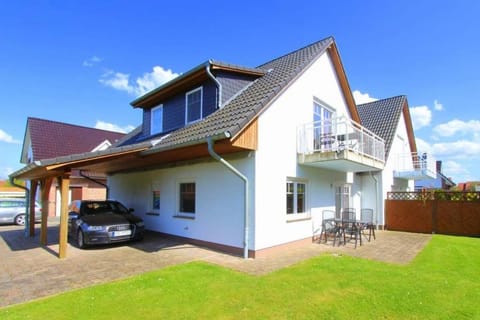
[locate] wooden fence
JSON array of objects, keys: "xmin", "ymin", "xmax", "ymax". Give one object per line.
[{"xmin": 385, "ymin": 191, "xmax": 480, "ymax": 236}]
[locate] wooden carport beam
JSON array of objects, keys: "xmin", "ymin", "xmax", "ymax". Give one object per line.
[
  {"xmin": 28, "ymin": 180, "xmax": 38, "ymax": 237},
  {"xmin": 57, "ymin": 173, "xmax": 70, "ymax": 259},
  {"xmin": 40, "ymin": 177, "xmax": 53, "ymax": 246}
]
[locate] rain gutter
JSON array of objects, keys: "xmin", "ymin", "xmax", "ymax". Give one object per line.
[
  {"xmin": 207, "ymin": 134, "xmax": 249, "ymax": 259},
  {"xmin": 205, "ymin": 62, "xmax": 222, "ymax": 108},
  {"xmin": 80, "ymin": 170, "xmax": 110, "ymax": 199},
  {"xmin": 370, "ymin": 171, "xmax": 379, "ymax": 228},
  {"xmin": 9, "ymin": 176, "xmax": 30, "ymax": 237}
]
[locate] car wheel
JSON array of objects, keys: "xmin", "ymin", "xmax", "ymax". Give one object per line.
[
  {"xmin": 77, "ymin": 229, "xmax": 87, "ymax": 249},
  {"xmin": 14, "ymin": 214, "xmax": 26, "ymax": 226}
]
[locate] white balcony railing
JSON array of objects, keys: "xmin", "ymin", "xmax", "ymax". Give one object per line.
[
  {"xmin": 394, "ymin": 152, "xmax": 437, "ymax": 180},
  {"xmin": 297, "ymin": 116, "xmax": 385, "ymax": 163}
]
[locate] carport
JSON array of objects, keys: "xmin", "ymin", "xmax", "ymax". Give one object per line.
[{"xmin": 8, "ymin": 131, "xmax": 254, "ymax": 258}]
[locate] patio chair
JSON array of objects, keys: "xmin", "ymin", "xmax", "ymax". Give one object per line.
[
  {"xmin": 360, "ymin": 208, "xmax": 376, "ymax": 241},
  {"xmin": 340, "ymin": 208, "xmax": 361, "ymax": 248},
  {"xmin": 319, "ymin": 210, "xmax": 341, "ymax": 246}
]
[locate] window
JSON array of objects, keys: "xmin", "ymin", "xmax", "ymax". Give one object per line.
[
  {"xmin": 186, "ymin": 87, "xmax": 203, "ymax": 124},
  {"xmin": 313, "ymin": 99, "xmax": 334, "ymax": 150},
  {"xmin": 286, "ymin": 180, "xmax": 307, "ymax": 215},
  {"xmin": 152, "ymin": 190, "xmax": 160, "ymax": 210},
  {"xmin": 335, "ymin": 184, "xmax": 351, "ymax": 218},
  {"xmin": 179, "ymin": 182, "xmax": 195, "ymax": 214},
  {"xmin": 151, "ymin": 105, "xmax": 163, "ymax": 135}
]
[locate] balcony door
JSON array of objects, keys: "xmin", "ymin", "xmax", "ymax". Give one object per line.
[
  {"xmin": 313, "ymin": 100, "xmax": 334, "ymax": 151},
  {"xmin": 335, "ymin": 184, "xmax": 351, "ymax": 218}
]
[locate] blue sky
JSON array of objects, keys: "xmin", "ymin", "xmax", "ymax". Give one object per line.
[{"xmin": 1, "ymin": 1, "xmax": 479, "ymax": 183}]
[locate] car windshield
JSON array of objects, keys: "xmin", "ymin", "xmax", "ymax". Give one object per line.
[{"xmin": 83, "ymin": 201, "xmax": 130, "ymax": 215}]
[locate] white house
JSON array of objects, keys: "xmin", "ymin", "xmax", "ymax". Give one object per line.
[{"xmin": 10, "ymin": 36, "xmax": 436, "ymax": 258}]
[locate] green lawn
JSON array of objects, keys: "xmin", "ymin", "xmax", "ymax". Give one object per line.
[{"xmin": 1, "ymin": 235, "xmax": 479, "ymax": 319}]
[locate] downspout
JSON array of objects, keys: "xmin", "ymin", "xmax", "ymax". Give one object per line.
[
  {"xmin": 207, "ymin": 135, "xmax": 249, "ymax": 259},
  {"xmin": 205, "ymin": 63, "xmax": 223, "ymax": 108},
  {"xmin": 9, "ymin": 176, "xmax": 30, "ymax": 237},
  {"xmin": 370, "ymin": 171, "xmax": 379, "ymax": 229},
  {"xmin": 80, "ymin": 170, "xmax": 110, "ymax": 199}
]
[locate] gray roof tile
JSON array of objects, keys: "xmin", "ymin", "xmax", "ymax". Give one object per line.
[
  {"xmin": 147, "ymin": 37, "xmax": 335, "ymax": 150},
  {"xmin": 356, "ymin": 95, "xmax": 407, "ymax": 158}
]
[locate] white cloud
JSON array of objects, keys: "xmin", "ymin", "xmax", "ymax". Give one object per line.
[
  {"xmin": 99, "ymin": 65, "xmax": 179, "ymax": 96},
  {"xmin": 409, "ymin": 105, "xmax": 431, "ymax": 130},
  {"xmin": 431, "ymin": 140, "xmax": 480, "ymax": 159},
  {"xmin": 352, "ymin": 90, "xmax": 378, "ymax": 104},
  {"xmin": 0, "ymin": 129, "xmax": 20, "ymax": 144},
  {"xmin": 95, "ymin": 121, "xmax": 135, "ymax": 134},
  {"xmin": 433, "ymin": 99, "xmax": 443, "ymax": 111},
  {"xmin": 83, "ymin": 56, "xmax": 102, "ymax": 67},
  {"xmin": 433, "ymin": 119, "xmax": 480, "ymax": 138},
  {"xmin": 99, "ymin": 71, "xmax": 135, "ymax": 94},
  {"xmin": 443, "ymin": 160, "xmax": 469, "ymax": 176},
  {"xmin": 415, "ymin": 137, "xmax": 433, "ymax": 154}
]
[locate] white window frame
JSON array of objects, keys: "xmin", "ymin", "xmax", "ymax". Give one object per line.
[
  {"xmin": 185, "ymin": 87, "xmax": 203, "ymax": 124},
  {"xmin": 335, "ymin": 184, "xmax": 352, "ymax": 218},
  {"xmin": 313, "ymin": 98, "xmax": 335, "ymax": 151},
  {"xmin": 151, "ymin": 104, "xmax": 163, "ymax": 135},
  {"xmin": 176, "ymin": 180, "xmax": 196, "ymax": 218},
  {"xmin": 286, "ymin": 178, "xmax": 309, "ymax": 220}
]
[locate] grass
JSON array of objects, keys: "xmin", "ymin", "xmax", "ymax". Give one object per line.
[{"xmin": 1, "ymin": 235, "xmax": 479, "ymax": 319}]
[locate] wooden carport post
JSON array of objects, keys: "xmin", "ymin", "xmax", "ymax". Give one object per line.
[
  {"xmin": 40, "ymin": 177, "xmax": 53, "ymax": 246},
  {"xmin": 57, "ymin": 173, "xmax": 70, "ymax": 259},
  {"xmin": 28, "ymin": 180, "xmax": 39, "ymax": 237}
]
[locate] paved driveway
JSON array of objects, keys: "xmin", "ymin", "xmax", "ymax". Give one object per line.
[{"xmin": 0, "ymin": 221, "xmax": 431, "ymax": 308}]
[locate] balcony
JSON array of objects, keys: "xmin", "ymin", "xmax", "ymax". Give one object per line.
[
  {"xmin": 393, "ymin": 152, "xmax": 437, "ymax": 180},
  {"xmin": 297, "ymin": 116, "xmax": 385, "ymax": 172}
]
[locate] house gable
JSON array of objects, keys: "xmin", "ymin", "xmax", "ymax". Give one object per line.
[
  {"xmin": 357, "ymin": 95, "xmax": 417, "ymax": 160},
  {"xmin": 20, "ymin": 117, "xmax": 126, "ymax": 163},
  {"xmin": 128, "ymin": 62, "xmax": 264, "ymax": 143},
  {"xmin": 12, "ymin": 36, "xmax": 380, "ymax": 179}
]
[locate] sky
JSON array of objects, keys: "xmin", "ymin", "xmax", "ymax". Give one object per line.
[{"xmin": 1, "ymin": 1, "xmax": 479, "ymax": 183}]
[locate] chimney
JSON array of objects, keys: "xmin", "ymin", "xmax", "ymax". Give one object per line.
[{"xmin": 436, "ymin": 160, "xmax": 442, "ymax": 173}]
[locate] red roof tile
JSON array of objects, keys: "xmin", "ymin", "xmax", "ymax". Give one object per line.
[{"xmin": 27, "ymin": 117, "xmax": 125, "ymax": 161}]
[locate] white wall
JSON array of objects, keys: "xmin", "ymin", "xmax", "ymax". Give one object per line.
[
  {"xmin": 378, "ymin": 112, "xmax": 415, "ymax": 225},
  {"xmin": 108, "ymin": 156, "xmax": 255, "ymax": 249},
  {"xmin": 253, "ymin": 52, "xmax": 353, "ymax": 250},
  {"xmin": 359, "ymin": 172, "xmax": 381, "ymax": 224}
]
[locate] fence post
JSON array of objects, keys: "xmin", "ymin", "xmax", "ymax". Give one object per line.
[{"xmin": 431, "ymin": 194, "xmax": 437, "ymax": 234}]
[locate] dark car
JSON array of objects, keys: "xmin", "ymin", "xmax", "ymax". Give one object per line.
[{"xmin": 68, "ymin": 200, "xmax": 145, "ymax": 248}]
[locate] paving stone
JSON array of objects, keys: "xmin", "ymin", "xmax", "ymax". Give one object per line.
[{"xmin": 0, "ymin": 221, "xmax": 432, "ymax": 308}]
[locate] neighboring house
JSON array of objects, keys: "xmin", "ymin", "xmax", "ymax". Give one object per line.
[
  {"xmin": 415, "ymin": 161, "xmax": 455, "ymax": 190},
  {"xmin": 19, "ymin": 117, "xmax": 125, "ymax": 216},
  {"xmin": 0, "ymin": 180, "xmax": 25, "ymax": 198},
  {"xmin": 10, "ymin": 37, "xmax": 435, "ymax": 258},
  {"xmin": 455, "ymin": 181, "xmax": 480, "ymax": 192}
]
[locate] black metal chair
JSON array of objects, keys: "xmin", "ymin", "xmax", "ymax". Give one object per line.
[
  {"xmin": 360, "ymin": 208, "xmax": 376, "ymax": 241},
  {"xmin": 319, "ymin": 210, "xmax": 341, "ymax": 246},
  {"xmin": 340, "ymin": 208, "xmax": 361, "ymax": 248}
]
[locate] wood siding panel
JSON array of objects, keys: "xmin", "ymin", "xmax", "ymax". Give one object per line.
[
  {"xmin": 163, "ymin": 94, "xmax": 185, "ymax": 132},
  {"xmin": 386, "ymin": 197, "xmax": 480, "ymax": 236},
  {"xmin": 144, "ymin": 79, "xmax": 218, "ymax": 136},
  {"xmin": 216, "ymin": 70, "xmax": 257, "ymax": 105},
  {"xmin": 436, "ymin": 201, "xmax": 480, "ymax": 236},
  {"xmin": 385, "ymin": 200, "xmax": 433, "ymax": 233},
  {"xmin": 232, "ymin": 119, "xmax": 258, "ymax": 150}
]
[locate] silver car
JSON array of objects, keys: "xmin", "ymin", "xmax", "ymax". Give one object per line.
[{"xmin": 0, "ymin": 198, "xmax": 42, "ymax": 225}]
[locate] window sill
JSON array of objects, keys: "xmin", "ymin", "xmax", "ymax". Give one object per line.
[
  {"xmin": 146, "ymin": 212, "xmax": 160, "ymax": 216},
  {"xmin": 286, "ymin": 215, "xmax": 311, "ymax": 223},
  {"xmin": 173, "ymin": 214, "xmax": 195, "ymax": 220}
]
